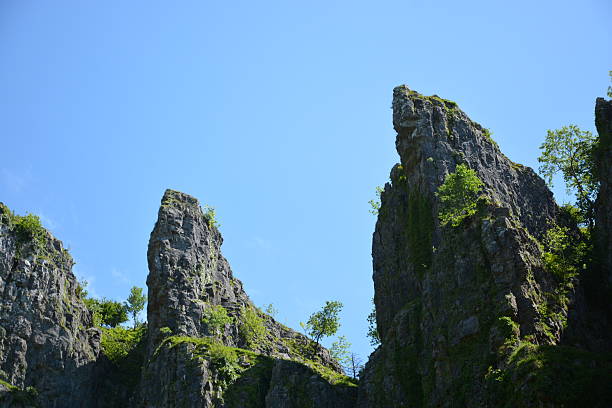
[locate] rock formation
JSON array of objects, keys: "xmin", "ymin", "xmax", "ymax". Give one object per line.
[
  {"xmin": 0, "ymin": 87, "xmax": 610, "ymax": 407},
  {"xmin": 594, "ymin": 97, "xmax": 612, "ymax": 298},
  {"xmin": 0, "ymin": 204, "xmax": 100, "ymax": 407},
  {"xmin": 137, "ymin": 189, "xmax": 357, "ymax": 407},
  {"xmin": 357, "ymin": 86, "xmax": 612, "ymax": 407}
]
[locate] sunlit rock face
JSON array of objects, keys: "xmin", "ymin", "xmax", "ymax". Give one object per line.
[
  {"xmin": 357, "ymin": 87, "xmax": 611, "ymax": 408},
  {"xmin": 137, "ymin": 189, "xmax": 356, "ymax": 408},
  {"xmin": 0, "ymin": 204, "xmax": 100, "ymax": 407}
]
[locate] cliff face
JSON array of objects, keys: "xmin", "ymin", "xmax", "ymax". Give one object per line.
[
  {"xmin": 0, "ymin": 204, "xmax": 100, "ymax": 407},
  {"xmin": 0, "ymin": 88, "xmax": 609, "ymax": 408},
  {"xmin": 594, "ymin": 97, "xmax": 612, "ymax": 296},
  {"xmin": 357, "ymin": 86, "xmax": 611, "ymax": 407},
  {"xmin": 137, "ymin": 189, "xmax": 357, "ymax": 407}
]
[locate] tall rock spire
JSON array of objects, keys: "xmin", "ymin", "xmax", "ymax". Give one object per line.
[
  {"xmin": 357, "ymin": 86, "xmax": 611, "ymax": 408},
  {"xmin": 146, "ymin": 189, "xmax": 249, "ymax": 349},
  {"xmin": 138, "ymin": 189, "xmax": 357, "ymax": 407}
]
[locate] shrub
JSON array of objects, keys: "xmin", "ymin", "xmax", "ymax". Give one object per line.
[
  {"xmin": 436, "ymin": 164, "xmax": 483, "ymax": 227},
  {"xmin": 542, "ymin": 224, "xmax": 588, "ymax": 280},
  {"xmin": 366, "ymin": 299, "xmax": 380, "ymax": 346},
  {"xmin": 263, "ymin": 303, "xmax": 278, "ymax": 318},
  {"xmin": 159, "ymin": 327, "xmax": 172, "ymax": 336},
  {"xmin": 203, "ymin": 205, "xmax": 220, "ymax": 229},
  {"xmin": 101, "ymin": 325, "xmax": 147, "ymax": 364},
  {"xmin": 14, "ymin": 213, "xmax": 46, "ymax": 248},
  {"xmin": 202, "ymin": 305, "xmax": 233, "ymax": 338},
  {"xmin": 100, "ymin": 325, "xmax": 147, "ymax": 390},
  {"xmin": 239, "ymin": 305, "xmax": 266, "ymax": 348},
  {"xmin": 368, "ymin": 186, "xmax": 384, "ymax": 215},
  {"xmin": 208, "ymin": 341, "xmax": 240, "ymax": 386}
]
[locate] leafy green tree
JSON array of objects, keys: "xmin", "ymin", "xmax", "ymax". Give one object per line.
[
  {"xmin": 300, "ymin": 300, "xmax": 343, "ymax": 345},
  {"xmin": 98, "ymin": 298, "xmax": 129, "ymax": 328},
  {"xmin": 366, "ymin": 299, "xmax": 380, "ymax": 346},
  {"xmin": 125, "ymin": 286, "xmax": 147, "ymax": 327},
  {"xmin": 202, "ymin": 305, "xmax": 233, "ymax": 338},
  {"xmin": 436, "ymin": 164, "xmax": 484, "ymax": 227},
  {"xmin": 607, "ymin": 70, "xmax": 612, "ymax": 98},
  {"xmin": 330, "ymin": 335, "xmax": 351, "ymax": 367},
  {"xmin": 537, "ymin": 125, "xmax": 598, "ymax": 228}
]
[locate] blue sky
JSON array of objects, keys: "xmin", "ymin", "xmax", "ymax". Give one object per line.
[{"xmin": 1, "ymin": 0, "xmax": 610, "ymax": 361}]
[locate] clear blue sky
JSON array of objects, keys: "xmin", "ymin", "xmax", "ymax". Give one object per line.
[{"xmin": 1, "ymin": 0, "xmax": 610, "ymax": 361}]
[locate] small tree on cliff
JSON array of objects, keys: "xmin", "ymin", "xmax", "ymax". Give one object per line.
[{"xmin": 300, "ymin": 300, "xmax": 343, "ymax": 345}]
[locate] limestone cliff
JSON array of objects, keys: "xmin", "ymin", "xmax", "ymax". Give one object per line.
[
  {"xmin": 0, "ymin": 191, "xmax": 357, "ymax": 408},
  {"xmin": 357, "ymin": 86, "xmax": 612, "ymax": 407},
  {"xmin": 0, "ymin": 204, "xmax": 100, "ymax": 407},
  {"xmin": 0, "ymin": 87, "xmax": 610, "ymax": 408},
  {"xmin": 594, "ymin": 97, "xmax": 612, "ymax": 300},
  {"xmin": 136, "ymin": 189, "xmax": 357, "ymax": 407}
]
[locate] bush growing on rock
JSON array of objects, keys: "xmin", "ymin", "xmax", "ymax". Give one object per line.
[
  {"xmin": 239, "ymin": 305, "xmax": 266, "ymax": 348},
  {"xmin": 202, "ymin": 305, "xmax": 233, "ymax": 338},
  {"xmin": 436, "ymin": 163, "xmax": 483, "ymax": 227}
]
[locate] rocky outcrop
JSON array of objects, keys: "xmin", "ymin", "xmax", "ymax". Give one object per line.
[
  {"xmin": 594, "ymin": 97, "xmax": 612, "ymax": 296},
  {"xmin": 138, "ymin": 189, "xmax": 356, "ymax": 407},
  {"xmin": 0, "ymin": 204, "xmax": 100, "ymax": 407},
  {"xmin": 357, "ymin": 86, "xmax": 611, "ymax": 407},
  {"xmin": 1, "ymin": 88, "xmax": 609, "ymax": 407}
]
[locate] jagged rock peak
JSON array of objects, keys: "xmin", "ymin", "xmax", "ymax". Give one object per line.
[
  {"xmin": 357, "ymin": 86, "xmax": 609, "ymax": 408},
  {"xmin": 161, "ymin": 188, "xmax": 201, "ymax": 209},
  {"xmin": 139, "ymin": 189, "xmax": 356, "ymax": 407},
  {"xmin": 146, "ymin": 189, "xmax": 245, "ymax": 344},
  {"xmin": 390, "ymin": 84, "xmax": 556, "ymax": 238}
]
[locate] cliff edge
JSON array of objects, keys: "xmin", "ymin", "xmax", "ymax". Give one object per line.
[{"xmin": 357, "ymin": 86, "xmax": 611, "ymax": 408}]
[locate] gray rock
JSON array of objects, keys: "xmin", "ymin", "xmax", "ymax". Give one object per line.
[
  {"xmin": 0, "ymin": 203, "xmax": 100, "ymax": 407},
  {"xmin": 357, "ymin": 86, "xmax": 610, "ymax": 408},
  {"xmin": 594, "ymin": 97, "xmax": 612, "ymax": 293},
  {"xmin": 137, "ymin": 189, "xmax": 355, "ymax": 407}
]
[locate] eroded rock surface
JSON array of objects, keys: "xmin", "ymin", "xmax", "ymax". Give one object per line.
[
  {"xmin": 357, "ymin": 86, "xmax": 611, "ymax": 407},
  {"xmin": 0, "ymin": 204, "xmax": 100, "ymax": 407},
  {"xmin": 138, "ymin": 189, "xmax": 356, "ymax": 407},
  {"xmin": 594, "ymin": 97, "xmax": 612, "ymax": 296}
]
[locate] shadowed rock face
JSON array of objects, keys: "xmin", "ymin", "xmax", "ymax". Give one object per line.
[
  {"xmin": 138, "ymin": 189, "xmax": 356, "ymax": 408},
  {"xmin": 0, "ymin": 204, "xmax": 100, "ymax": 407},
  {"xmin": 357, "ymin": 86, "xmax": 611, "ymax": 408},
  {"xmin": 594, "ymin": 97, "xmax": 612, "ymax": 294}
]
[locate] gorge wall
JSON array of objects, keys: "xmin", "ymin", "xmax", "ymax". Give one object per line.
[
  {"xmin": 357, "ymin": 86, "xmax": 611, "ymax": 407},
  {"xmin": 0, "ymin": 86, "xmax": 610, "ymax": 407},
  {"xmin": 0, "ymin": 204, "xmax": 100, "ymax": 407}
]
